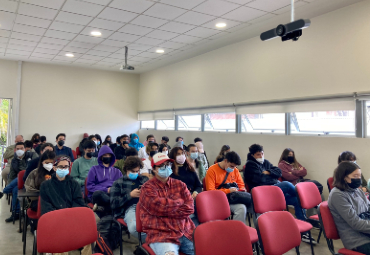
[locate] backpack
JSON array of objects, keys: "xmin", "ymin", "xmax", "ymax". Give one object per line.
[
  {"xmin": 95, "ymin": 233, "xmax": 113, "ymax": 255},
  {"xmin": 94, "ymin": 215, "xmax": 120, "ymax": 254}
]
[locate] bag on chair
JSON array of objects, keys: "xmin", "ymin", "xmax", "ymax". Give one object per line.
[{"xmin": 217, "ymin": 172, "xmax": 252, "ymax": 207}]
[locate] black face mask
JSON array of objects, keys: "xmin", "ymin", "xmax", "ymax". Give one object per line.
[
  {"xmin": 347, "ymin": 178, "xmax": 362, "ymax": 189},
  {"xmin": 57, "ymin": 140, "xmax": 65, "ymax": 146},
  {"xmin": 86, "ymin": 152, "xmax": 93, "ymax": 158},
  {"xmin": 150, "ymin": 151, "xmax": 158, "ymax": 157},
  {"xmin": 34, "ymin": 139, "xmax": 40, "ymax": 143},
  {"xmin": 148, "ymin": 140, "xmax": 154, "ymax": 143},
  {"xmin": 102, "ymin": 157, "xmax": 111, "ymax": 164},
  {"xmin": 287, "ymin": 156, "xmax": 294, "ymax": 164}
]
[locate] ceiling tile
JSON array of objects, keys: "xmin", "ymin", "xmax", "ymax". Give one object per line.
[
  {"xmin": 8, "ymin": 38, "xmax": 38, "ymax": 46},
  {"xmin": 94, "ymin": 61, "xmax": 114, "ymax": 66},
  {"xmin": 101, "ymin": 39, "xmax": 128, "ymax": 47},
  {"xmin": 135, "ymin": 37, "xmax": 164, "ymax": 46},
  {"xmin": 0, "ymin": 29, "xmax": 11, "ymax": 37},
  {"xmin": 273, "ymin": 1, "xmax": 308, "ymax": 14},
  {"xmin": 158, "ymin": 21, "xmax": 196, "ymax": 33},
  {"xmin": 31, "ymin": 52, "xmax": 55, "ymax": 59},
  {"xmin": 11, "ymin": 31, "xmax": 41, "ymax": 42},
  {"xmin": 52, "ymin": 56, "xmax": 74, "ymax": 62},
  {"xmin": 130, "ymin": 15, "xmax": 168, "ymax": 29},
  {"xmin": 93, "ymin": 44, "xmax": 120, "ymax": 52},
  {"xmin": 226, "ymin": 0, "xmax": 254, "ymax": 4},
  {"xmin": 171, "ymin": 34, "xmax": 202, "ymax": 44},
  {"xmin": 184, "ymin": 27, "xmax": 221, "ymax": 38},
  {"xmin": 129, "ymin": 56, "xmax": 151, "ymax": 62},
  {"xmin": 0, "ymin": 0, "xmax": 18, "ymax": 12},
  {"xmin": 56, "ymin": 11, "xmax": 94, "ymax": 25},
  {"xmin": 21, "ymin": 0, "xmax": 65, "ymax": 9},
  {"xmin": 146, "ymin": 30, "xmax": 179, "ymax": 40},
  {"xmin": 159, "ymin": 0, "xmax": 205, "ymax": 10},
  {"xmin": 40, "ymin": 37, "xmax": 70, "ymax": 45},
  {"xmin": 89, "ymin": 18, "xmax": 124, "ymax": 30},
  {"xmin": 247, "ymin": 0, "xmax": 290, "ymax": 12},
  {"xmin": 101, "ymin": 57, "xmax": 122, "ymax": 63},
  {"xmin": 80, "ymin": 27, "xmax": 115, "ymax": 38},
  {"xmin": 136, "ymin": 51, "xmax": 162, "ymax": 59},
  {"xmin": 34, "ymin": 47, "xmax": 60, "ymax": 55},
  {"xmin": 84, "ymin": 49, "xmax": 111, "ymax": 57},
  {"xmin": 81, "ymin": 53, "xmax": 107, "ymax": 60},
  {"xmin": 143, "ymin": 3, "xmax": 187, "ymax": 20},
  {"xmin": 49, "ymin": 21, "xmax": 84, "ymax": 33},
  {"xmin": 125, "ymin": 43, "xmax": 152, "ymax": 51},
  {"xmin": 0, "ymin": 37, "xmax": 8, "ymax": 44},
  {"xmin": 107, "ymin": 32, "xmax": 140, "ymax": 42},
  {"xmin": 222, "ymin": 6, "xmax": 267, "ymax": 22},
  {"xmin": 63, "ymin": 45, "xmax": 90, "ymax": 53},
  {"xmin": 202, "ymin": 18, "xmax": 241, "ymax": 30},
  {"xmin": 118, "ymin": 24, "xmax": 153, "ymax": 36},
  {"xmin": 37, "ymin": 43, "xmax": 65, "ymax": 50},
  {"xmin": 6, "ymin": 49, "xmax": 31, "ymax": 56},
  {"xmin": 67, "ymin": 41, "xmax": 96, "ymax": 49},
  {"xmin": 13, "ymin": 23, "xmax": 46, "ymax": 35},
  {"xmin": 158, "ymin": 41, "xmax": 186, "ymax": 49},
  {"xmin": 248, "ymin": 13, "xmax": 276, "ymax": 24},
  {"xmin": 193, "ymin": 0, "xmax": 240, "ymax": 16},
  {"xmin": 0, "ymin": 11, "xmax": 16, "ymax": 30},
  {"xmin": 18, "ymin": 3, "xmax": 58, "ymax": 20},
  {"xmin": 45, "ymin": 30, "xmax": 77, "ymax": 40},
  {"xmin": 175, "ymin": 11, "xmax": 215, "ymax": 26},
  {"xmin": 74, "ymin": 58, "xmax": 97, "ymax": 64},
  {"xmin": 62, "ymin": 0, "xmax": 105, "ymax": 16},
  {"xmin": 74, "ymin": 34, "xmax": 104, "ymax": 44},
  {"xmin": 109, "ymin": 0, "xmax": 154, "ymax": 13},
  {"xmin": 147, "ymin": 46, "xmax": 175, "ymax": 54},
  {"xmin": 98, "ymin": 7, "xmax": 139, "ymax": 23},
  {"xmin": 114, "ymin": 48, "xmax": 142, "ymax": 55},
  {"xmin": 58, "ymin": 51, "xmax": 83, "ymax": 58},
  {"xmin": 15, "ymin": 15, "xmax": 51, "ymax": 29},
  {"xmin": 7, "ymin": 44, "xmax": 35, "ymax": 52}
]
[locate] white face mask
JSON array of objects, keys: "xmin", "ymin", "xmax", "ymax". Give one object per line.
[
  {"xmin": 16, "ymin": 149, "xmax": 25, "ymax": 157},
  {"xmin": 256, "ymin": 157, "xmax": 264, "ymax": 164},
  {"xmin": 43, "ymin": 163, "xmax": 53, "ymax": 171},
  {"xmin": 164, "ymin": 150, "xmax": 168, "ymax": 156}
]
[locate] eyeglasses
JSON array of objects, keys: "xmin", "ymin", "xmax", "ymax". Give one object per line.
[
  {"xmin": 158, "ymin": 162, "xmax": 172, "ymax": 168},
  {"xmin": 56, "ymin": 165, "xmax": 69, "ymax": 169}
]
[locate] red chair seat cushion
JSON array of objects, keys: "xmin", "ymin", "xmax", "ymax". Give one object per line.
[
  {"xmin": 338, "ymin": 248, "xmax": 365, "ymax": 255},
  {"xmin": 309, "ymin": 214, "xmax": 319, "ymax": 221},
  {"xmin": 27, "ymin": 208, "xmax": 39, "ymax": 220},
  {"xmin": 116, "ymin": 218, "xmax": 128, "ymax": 227},
  {"xmin": 247, "ymin": 227, "xmax": 258, "ymax": 243},
  {"xmin": 295, "ymin": 219, "xmax": 313, "ymax": 232}
]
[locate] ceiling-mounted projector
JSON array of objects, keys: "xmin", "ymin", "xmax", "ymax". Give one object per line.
[
  {"xmin": 119, "ymin": 46, "xmax": 134, "ymax": 71},
  {"xmin": 260, "ymin": 0, "xmax": 311, "ymax": 42}
]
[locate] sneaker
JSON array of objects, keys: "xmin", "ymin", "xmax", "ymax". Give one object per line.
[
  {"xmin": 0, "ymin": 192, "xmax": 3, "ymax": 199},
  {"xmin": 5, "ymin": 213, "xmax": 20, "ymax": 223},
  {"xmin": 92, "ymin": 203, "xmax": 104, "ymax": 212},
  {"xmin": 302, "ymin": 234, "xmax": 317, "ymax": 244}
]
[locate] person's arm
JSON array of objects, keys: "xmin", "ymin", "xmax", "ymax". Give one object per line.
[
  {"xmin": 24, "ymin": 171, "xmax": 39, "ymax": 192},
  {"xmin": 198, "ymin": 163, "xmax": 206, "ymax": 181},
  {"xmin": 110, "ymin": 180, "xmax": 132, "ymax": 210},
  {"xmin": 205, "ymin": 168, "xmax": 231, "ymax": 194},
  {"xmin": 192, "ymin": 171, "xmax": 203, "ymax": 194},
  {"xmin": 234, "ymin": 170, "xmax": 246, "ymax": 191},
  {"xmin": 71, "ymin": 180, "xmax": 85, "ymax": 207},
  {"xmin": 245, "ymin": 162, "xmax": 267, "ymax": 184},
  {"xmin": 3, "ymin": 145, "xmax": 14, "ymax": 160},
  {"xmin": 70, "ymin": 161, "xmax": 84, "ymax": 186},
  {"xmin": 278, "ymin": 162, "xmax": 299, "ymax": 181},
  {"xmin": 40, "ymin": 183, "xmax": 57, "ymax": 215},
  {"xmin": 264, "ymin": 160, "xmax": 282, "ymax": 178},
  {"xmin": 24, "ymin": 160, "xmax": 37, "ymax": 182},
  {"xmin": 86, "ymin": 169, "xmax": 108, "ymax": 193},
  {"xmin": 292, "ymin": 164, "xmax": 307, "ymax": 177}
]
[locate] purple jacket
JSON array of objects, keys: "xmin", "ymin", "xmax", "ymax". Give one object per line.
[{"xmin": 86, "ymin": 145, "xmax": 122, "ymax": 199}]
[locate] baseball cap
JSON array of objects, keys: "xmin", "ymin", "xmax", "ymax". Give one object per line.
[
  {"xmin": 151, "ymin": 152, "xmax": 174, "ymax": 168},
  {"xmin": 162, "ymin": 136, "xmax": 169, "ymax": 142}
]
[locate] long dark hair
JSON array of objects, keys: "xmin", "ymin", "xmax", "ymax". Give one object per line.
[
  {"xmin": 35, "ymin": 150, "xmax": 56, "ymax": 189},
  {"xmin": 31, "ymin": 133, "xmax": 40, "ymax": 143},
  {"xmin": 169, "ymin": 147, "xmax": 195, "ymax": 175},
  {"xmin": 215, "ymin": 145, "xmax": 230, "ymax": 163},
  {"xmin": 333, "ymin": 161, "xmax": 360, "ymax": 191},
  {"xmin": 279, "ymin": 148, "xmax": 300, "ymax": 169},
  {"xmin": 103, "ymin": 135, "xmax": 112, "ymax": 145},
  {"xmin": 338, "ymin": 151, "xmax": 356, "ymax": 164}
]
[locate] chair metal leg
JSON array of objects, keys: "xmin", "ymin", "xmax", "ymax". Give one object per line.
[
  {"xmin": 255, "ymin": 243, "xmax": 260, "ymax": 255},
  {"xmin": 23, "ymin": 215, "xmax": 28, "ymax": 254},
  {"xmin": 317, "ymin": 227, "xmax": 323, "ymax": 243},
  {"xmin": 32, "ymin": 231, "xmax": 37, "ymax": 255},
  {"xmin": 308, "ymin": 230, "xmax": 315, "ymax": 255},
  {"xmin": 247, "ymin": 213, "xmax": 251, "ymax": 227},
  {"xmin": 118, "ymin": 223, "xmax": 123, "ymax": 255},
  {"xmin": 295, "ymin": 246, "xmax": 300, "ymax": 255}
]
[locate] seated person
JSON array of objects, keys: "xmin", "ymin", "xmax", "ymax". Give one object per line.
[
  {"xmin": 110, "ymin": 136, "xmax": 121, "ymax": 152},
  {"xmin": 138, "ymin": 134, "xmax": 155, "ymax": 159},
  {"xmin": 328, "ymin": 162, "xmax": 370, "ymax": 254},
  {"xmin": 205, "ymin": 151, "xmax": 250, "ymax": 224},
  {"xmin": 54, "ymin": 133, "xmax": 75, "ymax": 161},
  {"xmin": 186, "ymin": 144, "xmax": 206, "ymax": 181},
  {"xmin": 71, "ymin": 140, "xmax": 98, "ymax": 191},
  {"xmin": 160, "ymin": 136, "xmax": 171, "ymax": 150},
  {"xmin": 34, "ymin": 135, "xmax": 46, "ymax": 155},
  {"xmin": 88, "ymin": 134, "xmax": 99, "ymax": 157},
  {"xmin": 23, "ymin": 142, "xmax": 54, "ymax": 181},
  {"xmin": 1, "ymin": 135, "xmax": 24, "ymax": 186},
  {"xmin": 110, "ymin": 156, "xmax": 149, "ymax": 239},
  {"xmin": 338, "ymin": 151, "xmax": 368, "ymax": 192},
  {"xmin": 129, "ymin": 133, "xmax": 144, "ymax": 152},
  {"xmin": 25, "ymin": 140, "xmax": 38, "ymax": 155},
  {"xmin": 141, "ymin": 142, "xmax": 159, "ymax": 177},
  {"xmin": 139, "ymin": 152, "xmax": 195, "ymax": 255},
  {"xmin": 114, "ymin": 147, "xmax": 138, "ymax": 174},
  {"xmin": 214, "ymin": 145, "xmax": 231, "ymax": 164},
  {"xmin": 25, "ymin": 150, "xmax": 56, "ymax": 211},
  {"xmin": 158, "ymin": 143, "xmax": 170, "ymax": 156},
  {"xmin": 86, "ymin": 145, "xmax": 122, "ymax": 215},
  {"xmin": 114, "ymin": 134, "xmax": 130, "ymax": 160},
  {"xmin": 195, "ymin": 141, "xmax": 209, "ymax": 170},
  {"xmin": 40, "ymin": 156, "xmax": 91, "ymax": 255}
]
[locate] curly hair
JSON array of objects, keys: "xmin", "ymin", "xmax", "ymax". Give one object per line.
[{"xmin": 123, "ymin": 156, "xmax": 143, "ymax": 173}]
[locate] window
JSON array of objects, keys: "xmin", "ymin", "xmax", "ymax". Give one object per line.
[
  {"xmin": 204, "ymin": 113, "xmax": 235, "ymax": 132},
  {"xmin": 141, "ymin": 120, "xmax": 155, "ymax": 129},
  {"xmin": 178, "ymin": 115, "xmax": 201, "ymax": 131},
  {"xmin": 367, "ymin": 102, "xmax": 370, "ymax": 137},
  {"xmin": 157, "ymin": 120, "xmax": 175, "ymax": 130},
  {"xmin": 241, "ymin": 113, "xmax": 285, "ymax": 133},
  {"xmin": 291, "ymin": 111, "xmax": 355, "ymax": 136}
]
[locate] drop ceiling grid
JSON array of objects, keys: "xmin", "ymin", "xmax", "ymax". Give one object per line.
[{"xmin": 0, "ymin": 0, "xmax": 313, "ymax": 70}]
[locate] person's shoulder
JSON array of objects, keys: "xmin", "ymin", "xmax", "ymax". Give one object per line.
[
  {"xmin": 140, "ymin": 175, "xmax": 149, "ymax": 183},
  {"xmin": 170, "ymin": 177, "xmax": 187, "ymax": 187}
]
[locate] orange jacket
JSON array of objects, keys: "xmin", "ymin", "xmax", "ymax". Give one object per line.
[{"xmin": 205, "ymin": 163, "xmax": 245, "ymax": 194}]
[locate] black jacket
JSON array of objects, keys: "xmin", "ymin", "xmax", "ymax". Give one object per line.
[
  {"xmin": 40, "ymin": 174, "xmax": 85, "ymax": 215},
  {"xmin": 114, "ymin": 146, "xmax": 126, "ymax": 160},
  {"xmin": 110, "ymin": 143, "xmax": 118, "ymax": 152},
  {"xmin": 9, "ymin": 151, "xmax": 36, "ymax": 183},
  {"xmin": 24, "ymin": 157, "xmax": 40, "ymax": 182},
  {"xmin": 244, "ymin": 153, "xmax": 282, "ymax": 189}
]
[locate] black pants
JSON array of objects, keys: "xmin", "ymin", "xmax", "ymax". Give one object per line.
[
  {"xmin": 92, "ymin": 190, "xmax": 111, "ymax": 213},
  {"xmin": 355, "ymin": 242, "xmax": 370, "ymax": 254}
]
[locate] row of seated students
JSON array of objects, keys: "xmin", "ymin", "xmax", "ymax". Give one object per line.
[{"xmin": 2, "ymin": 132, "xmax": 370, "ymax": 255}]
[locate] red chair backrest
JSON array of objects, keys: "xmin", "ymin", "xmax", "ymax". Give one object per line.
[
  {"xmin": 252, "ymin": 186, "xmax": 286, "ymax": 214},
  {"xmin": 76, "ymin": 147, "xmax": 80, "ymax": 156},
  {"xmin": 245, "ymin": 183, "xmax": 251, "ymax": 193},
  {"xmin": 196, "ymin": 190, "xmax": 231, "ymax": 223},
  {"xmin": 202, "ymin": 178, "xmax": 207, "ymax": 191},
  {"xmin": 278, "ymin": 177, "xmax": 283, "ymax": 182},
  {"xmin": 296, "ymin": 182, "xmax": 322, "ymax": 209},
  {"xmin": 18, "ymin": 170, "xmax": 26, "ymax": 189},
  {"xmin": 257, "ymin": 211, "xmax": 301, "ymax": 255},
  {"xmin": 37, "ymin": 197, "xmax": 42, "ymax": 219},
  {"xmin": 37, "ymin": 207, "xmax": 97, "ymax": 253},
  {"xmin": 4, "ymin": 159, "xmax": 8, "ymax": 163},
  {"xmin": 84, "ymin": 178, "xmax": 88, "ymax": 198},
  {"xmin": 318, "ymin": 201, "xmax": 340, "ymax": 240},
  {"xmin": 194, "ymin": 220, "xmax": 254, "ymax": 255},
  {"xmin": 72, "ymin": 150, "xmax": 77, "ymax": 160},
  {"xmin": 136, "ymin": 203, "xmax": 143, "ymax": 232},
  {"xmin": 327, "ymin": 177, "xmax": 334, "ymax": 192}
]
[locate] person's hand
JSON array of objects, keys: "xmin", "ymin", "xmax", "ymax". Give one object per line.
[
  {"xmin": 362, "ymin": 187, "xmax": 367, "ymax": 192},
  {"xmin": 229, "ymin": 187, "xmax": 238, "ymax": 193},
  {"xmin": 107, "ymin": 187, "xmax": 111, "ymax": 193},
  {"xmin": 191, "ymin": 192, "xmax": 198, "ymax": 199},
  {"xmin": 130, "ymin": 189, "xmax": 141, "ymax": 198},
  {"xmin": 299, "ymin": 167, "xmax": 304, "ymax": 171},
  {"xmin": 262, "ymin": 171, "xmax": 270, "ymax": 175},
  {"xmin": 289, "ymin": 172, "xmax": 293, "ymax": 174}
]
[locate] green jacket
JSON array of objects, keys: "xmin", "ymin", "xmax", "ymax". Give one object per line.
[
  {"xmin": 70, "ymin": 156, "xmax": 98, "ymax": 186},
  {"xmin": 198, "ymin": 161, "xmax": 206, "ymax": 181},
  {"xmin": 114, "ymin": 159, "xmax": 125, "ymax": 175},
  {"xmin": 3, "ymin": 144, "xmax": 15, "ymax": 161}
]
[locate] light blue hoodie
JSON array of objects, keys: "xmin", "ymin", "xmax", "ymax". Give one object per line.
[{"xmin": 128, "ymin": 133, "xmax": 144, "ymax": 151}]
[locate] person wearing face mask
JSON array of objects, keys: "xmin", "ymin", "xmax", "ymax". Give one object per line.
[
  {"xmin": 35, "ymin": 136, "xmax": 47, "ymax": 155},
  {"xmin": 110, "ymin": 156, "xmax": 149, "ymax": 239},
  {"xmin": 95, "ymin": 133, "xmax": 102, "ymax": 150},
  {"xmin": 161, "ymin": 136, "xmax": 171, "ymax": 150},
  {"xmin": 338, "ymin": 151, "xmax": 368, "ymax": 192},
  {"xmin": 102, "ymin": 135, "xmax": 112, "ymax": 146},
  {"xmin": 195, "ymin": 140, "xmax": 209, "ymax": 170},
  {"xmin": 328, "ymin": 162, "xmax": 370, "ymax": 254},
  {"xmin": 141, "ymin": 143, "xmax": 159, "ymax": 178},
  {"xmin": 31, "ymin": 133, "xmax": 41, "ymax": 148},
  {"xmin": 129, "ymin": 133, "xmax": 144, "ymax": 152},
  {"xmin": 110, "ymin": 136, "xmax": 121, "ymax": 152},
  {"xmin": 54, "ymin": 133, "xmax": 74, "ymax": 162},
  {"xmin": 88, "ymin": 135, "xmax": 100, "ymax": 157},
  {"xmin": 2, "ymin": 135, "xmax": 24, "ymax": 186},
  {"xmin": 114, "ymin": 134, "xmax": 130, "ymax": 160},
  {"xmin": 23, "ymin": 143, "xmax": 54, "ymax": 182},
  {"xmin": 71, "ymin": 140, "xmax": 98, "ymax": 192},
  {"xmin": 138, "ymin": 134, "xmax": 156, "ymax": 160},
  {"xmin": 158, "ymin": 143, "xmax": 170, "ymax": 156},
  {"xmin": 86, "ymin": 145, "xmax": 123, "ymax": 216},
  {"xmin": 25, "ymin": 150, "xmax": 56, "ymax": 211},
  {"xmin": 139, "ymin": 152, "xmax": 195, "ymax": 255},
  {"xmin": 174, "ymin": 136, "xmax": 186, "ymax": 151},
  {"xmin": 186, "ymin": 144, "xmax": 206, "ymax": 181}
]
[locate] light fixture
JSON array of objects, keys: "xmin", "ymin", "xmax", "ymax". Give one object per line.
[
  {"xmin": 156, "ymin": 49, "xmax": 164, "ymax": 53},
  {"xmin": 91, "ymin": 31, "xmax": 102, "ymax": 36},
  {"xmin": 216, "ymin": 22, "xmax": 227, "ymax": 28},
  {"xmin": 65, "ymin": 53, "xmax": 74, "ymax": 57}
]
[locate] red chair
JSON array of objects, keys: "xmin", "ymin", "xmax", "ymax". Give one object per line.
[
  {"xmin": 296, "ymin": 182, "xmax": 323, "ymax": 243},
  {"xmin": 196, "ymin": 190, "xmax": 259, "ymax": 253},
  {"xmin": 202, "ymin": 178, "xmax": 207, "ymax": 191},
  {"xmin": 252, "ymin": 186, "xmax": 314, "ymax": 254},
  {"xmin": 72, "ymin": 150, "xmax": 77, "ymax": 160},
  {"xmin": 257, "ymin": 211, "xmax": 302, "ymax": 255},
  {"xmin": 84, "ymin": 178, "xmax": 93, "ymax": 209},
  {"xmin": 36, "ymin": 207, "xmax": 102, "ymax": 255},
  {"xmin": 318, "ymin": 202, "xmax": 365, "ymax": 255},
  {"xmin": 23, "ymin": 197, "xmax": 41, "ymax": 254},
  {"xmin": 327, "ymin": 177, "xmax": 334, "ymax": 192},
  {"xmin": 193, "ymin": 220, "xmax": 254, "ymax": 255},
  {"xmin": 15, "ymin": 170, "xmax": 26, "ymax": 225},
  {"xmin": 114, "ymin": 218, "xmax": 130, "ymax": 255},
  {"xmin": 76, "ymin": 147, "xmax": 81, "ymax": 157}
]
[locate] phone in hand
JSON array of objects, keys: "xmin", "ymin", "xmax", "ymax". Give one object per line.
[{"xmin": 138, "ymin": 185, "xmax": 142, "ymax": 190}]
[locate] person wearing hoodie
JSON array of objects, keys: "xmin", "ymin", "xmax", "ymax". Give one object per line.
[
  {"xmin": 129, "ymin": 133, "xmax": 144, "ymax": 151},
  {"xmin": 86, "ymin": 145, "xmax": 123, "ymax": 215}
]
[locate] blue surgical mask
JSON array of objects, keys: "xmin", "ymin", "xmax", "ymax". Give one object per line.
[
  {"xmin": 226, "ymin": 167, "xmax": 234, "ymax": 173},
  {"xmin": 56, "ymin": 169, "xmax": 69, "ymax": 178},
  {"xmin": 97, "ymin": 141, "xmax": 101, "ymax": 146},
  {"xmin": 128, "ymin": 172, "xmax": 138, "ymax": 180},
  {"xmin": 190, "ymin": 152, "xmax": 198, "ymax": 160},
  {"xmin": 133, "ymin": 138, "xmax": 138, "ymax": 144},
  {"xmin": 180, "ymin": 141, "xmax": 184, "ymax": 145},
  {"xmin": 158, "ymin": 166, "xmax": 172, "ymax": 178}
]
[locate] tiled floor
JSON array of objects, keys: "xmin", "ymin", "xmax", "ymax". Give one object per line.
[{"xmin": 0, "ymin": 195, "xmax": 344, "ymax": 255}]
